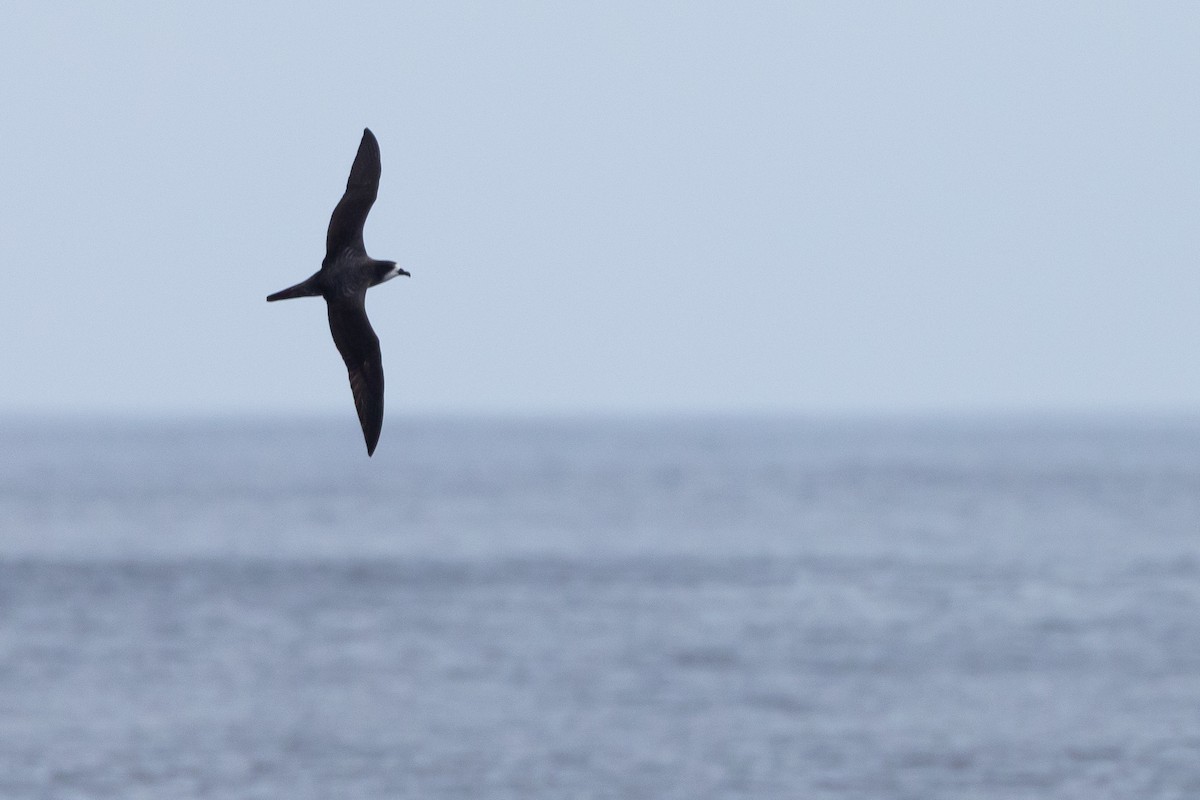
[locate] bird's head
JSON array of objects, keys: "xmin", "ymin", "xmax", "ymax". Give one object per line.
[{"xmin": 375, "ymin": 261, "xmax": 410, "ymax": 285}]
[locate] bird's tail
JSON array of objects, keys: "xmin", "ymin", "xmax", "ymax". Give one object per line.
[{"xmin": 266, "ymin": 277, "xmax": 321, "ymax": 302}]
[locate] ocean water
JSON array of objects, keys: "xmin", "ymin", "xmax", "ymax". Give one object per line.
[{"xmin": 0, "ymin": 416, "xmax": 1198, "ymax": 798}]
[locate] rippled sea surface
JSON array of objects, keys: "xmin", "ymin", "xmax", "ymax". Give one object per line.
[{"xmin": 1, "ymin": 416, "xmax": 1198, "ymax": 798}]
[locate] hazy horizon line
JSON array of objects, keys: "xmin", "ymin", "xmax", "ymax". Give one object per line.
[{"xmin": 2, "ymin": 407, "xmax": 1198, "ymax": 425}]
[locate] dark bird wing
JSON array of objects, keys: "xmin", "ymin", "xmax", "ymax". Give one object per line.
[
  {"xmin": 325, "ymin": 128, "xmax": 381, "ymax": 259},
  {"xmin": 327, "ymin": 296, "xmax": 385, "ymax": 456}
]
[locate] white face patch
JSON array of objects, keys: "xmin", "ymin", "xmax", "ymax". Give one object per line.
[{"xmin": 380, "ymin": 265, "xmax": 404, "ymax": 283}]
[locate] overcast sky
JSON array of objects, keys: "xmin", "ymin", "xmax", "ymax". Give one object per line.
[{"xmin": 1, "ymin": 2, "xmax": 1197, "ymax": 417}]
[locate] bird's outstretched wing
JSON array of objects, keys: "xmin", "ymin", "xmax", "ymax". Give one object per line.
[
  {"xmin": 325, "ymin": 128, "xmax": 381, "ymax": 259},
  {"xmin": 326, "ymin": 296, "xmax": 385, "ymax": 455}
]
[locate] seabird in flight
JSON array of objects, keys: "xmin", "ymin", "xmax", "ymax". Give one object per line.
[{"xmin": 267, "ymin": 128, "xmax": 408, "ymax": 456}]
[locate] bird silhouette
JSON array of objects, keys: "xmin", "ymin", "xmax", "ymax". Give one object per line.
[{"xmin": 267, "ymin": 128, "xmax": 408, "ymax": 456}]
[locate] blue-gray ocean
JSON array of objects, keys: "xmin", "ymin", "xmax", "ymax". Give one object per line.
[{"xmin": 1, "ymin": 416, "xmax": 1199, "ymax": 798}]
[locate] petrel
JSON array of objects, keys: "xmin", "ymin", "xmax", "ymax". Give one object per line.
[{"xmin": 267, "ymin": 128, "xmax": 408, "ymax": 456}]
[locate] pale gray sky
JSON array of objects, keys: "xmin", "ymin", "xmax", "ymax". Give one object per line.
[{"xmin": 1, "ymin": 2, "xmax": 1197, "ymax": 416}]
